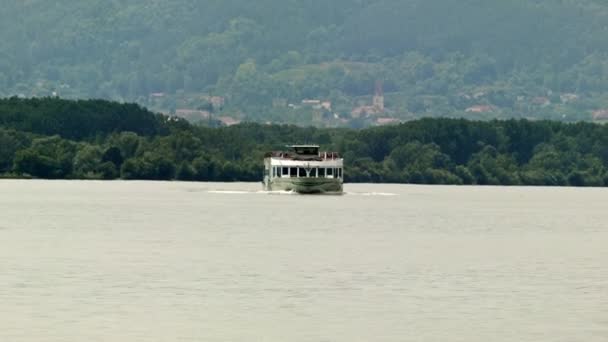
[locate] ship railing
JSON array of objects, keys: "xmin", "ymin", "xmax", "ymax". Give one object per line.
[
  {"xmin": 265, "ymin": 151, "xmax": 341, "ymax": 160},
  {"xmin": 321, "ymin": 152, "xmax": 341, "ymax": 160}
]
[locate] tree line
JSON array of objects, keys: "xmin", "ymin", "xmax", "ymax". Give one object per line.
[{"xmin": 3, "ymin": 98, "xmax": 608, "ymax": 186}]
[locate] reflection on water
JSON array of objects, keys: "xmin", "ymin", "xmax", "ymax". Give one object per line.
[{"xmin": 1, "ymin": 180, "xmax": 607, "ymax": 342}]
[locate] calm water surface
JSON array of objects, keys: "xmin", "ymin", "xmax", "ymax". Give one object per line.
[{"xmin": 1, "ymin": 180, "xmax": 607, "ymax": 341}]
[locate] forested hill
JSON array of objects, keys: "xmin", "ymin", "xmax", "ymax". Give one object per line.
[
  {"xmin": 3, "ymin": 98, "xmax": 608, "ymax": 187},
  {"xmin": 2, "ymin": 1, "xmax": 608, "ymax": 125}
]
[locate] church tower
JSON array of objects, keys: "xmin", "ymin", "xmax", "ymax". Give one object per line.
[{"xmin": 373, "ymin": 80, "xmax": 384, "ymax": 112}]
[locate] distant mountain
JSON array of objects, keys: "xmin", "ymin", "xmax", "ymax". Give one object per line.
[{"xmin": 1, "ymin": 0, "xmax": 608, "ymax": 125}]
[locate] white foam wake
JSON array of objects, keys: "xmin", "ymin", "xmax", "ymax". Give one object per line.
[
  {"xmin": 344, "ymin": 192, "xmax": 398, "ymax": 196},
  {"xmin": 207, "ymin": 190, "xmax": 297, "ymax": 195},
  {"xmin": 206, "ymin": 190, "xmax": 398, "ymax": 196},
  {"xmin": 207, "ymin": 190, "xmax": 258, "ymax": 194}
]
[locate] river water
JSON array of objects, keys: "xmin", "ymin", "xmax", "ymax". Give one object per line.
[{"xmin": 1, "ymin": 180, "xmax": 607, "ymax": 341}]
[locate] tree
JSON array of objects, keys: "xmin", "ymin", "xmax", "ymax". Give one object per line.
[{"xmin": 73, "ymin": 145, "xmax": 103, "ymax": 179}]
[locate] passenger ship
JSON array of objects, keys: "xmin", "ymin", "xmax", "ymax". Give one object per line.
[{"xmin": 263, "ymin": 145, "xmax": 344, "ymax": 194}]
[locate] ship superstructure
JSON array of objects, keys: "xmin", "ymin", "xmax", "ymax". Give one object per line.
[{"xmin": 263, "ymin": 145, "xmax": 343, "ymax": 194}]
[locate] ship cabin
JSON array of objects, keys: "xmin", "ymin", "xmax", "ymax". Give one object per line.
[{"xmin": 264, "ymin": 145, "xmax": 344, "ymax": 180}]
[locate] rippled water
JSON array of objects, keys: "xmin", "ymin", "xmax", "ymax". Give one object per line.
[{"xmin": 1, "ymin": 180, "xmax": 607, "ymax": 341}]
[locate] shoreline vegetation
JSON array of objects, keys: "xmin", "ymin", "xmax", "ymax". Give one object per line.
[{"xmin": 3, "ymin": 97, "xmax": 608, "ymax": 187}]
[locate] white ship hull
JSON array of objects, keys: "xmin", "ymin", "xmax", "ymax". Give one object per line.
[
  {"xmin": 264, "ymin": 177, "xmax": 343, "ymax": 194},
  {"xmin": 263, "ymin": 145, "xmax": 344, "ymax": 194}
]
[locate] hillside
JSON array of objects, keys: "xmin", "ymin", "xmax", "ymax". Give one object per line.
[{"xmin": 2, "ymin": 1, "xmax": 608, "ymax": 125}]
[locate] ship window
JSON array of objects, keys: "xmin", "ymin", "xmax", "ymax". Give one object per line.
[
  {"xmin": 339, "ymin": 168, "xmax": 343, "ymax": 178},
  {"xmin": 299, "ymin": 168, "xmax": 306, "ymax": 178},
  {"xmin": 294, "ymin": 146, "xmax": 319, "ymax": 155},
  {"xmin": 290, "ymin": 167, "xmax": 297, "ymax": 177},
  {"xmin": 311, "ymin": 168, "xmax": 317, "ymax": 178},
  {"xmin": 282, "ymin": 167, "xmax": 288, "ymax": 176},
  {"xmin": 327, "ymin": 168, "xmax": 333, "ymax": 176},
  {"xmin": 318, "ymin": 168, "xmax": 325, "ymax": 177}
]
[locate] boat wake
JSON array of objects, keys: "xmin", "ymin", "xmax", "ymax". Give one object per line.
[
  {"xmin": 344, "ymin": 191, "xmax": 398, "ymax": 196},
  {"xmin": 207, "ymin": 190, "xmax": 258, "ymax": 195},
  {"xmin": 208, "ymin": 190, "xmax": 298, "ymax": 195},
  {"xmin": 207, "ymin": 190, "xmax": 397, "ymax": 196}
]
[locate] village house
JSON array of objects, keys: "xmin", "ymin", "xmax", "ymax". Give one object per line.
[
  {"xmin": 592, "ymin": 109, "xmax": 608, "ymax": 122},
  {"xmin": 560, "ymin": 93, "xmax": 579, "ymax": 103},
  {"xmin": 217, "ymin": 116, "xmax": 241, "ymax": 126},
  {"xmin": 301, "ymin": 99, "xmax": 321, "ymax": 105},
  {"xmin": 375, "ymin": 117, "xmax": 401, "ymax": 126},
  {"xmin": 201, "ymin": 95, "xmax": 225, "ymax": 110},
  {"xmin": 351, "ymin": 91, "xmax": 385, "ymax": 118},
  {"xmin": 473, "ymin": 91, "xmax": 486, "ymax": 99},
  {"xmin": 465, "ymin": 105, "xmax": 495, "ymax": 113},
  {"xmin": 209, "ymin": 96, "xmax": 225, "ymax": 109},
  {"xmin": 300, "ymin": 99, "xmax": 332, "ymax": 111},
  {"xmin": 351, "ymin": 105, "xmax": 382, "ymax": 118},
  {"xmin": 301, "ymin": 99, "xmax": 322, "ymax": 110},
  {"xmin": 321, "ymin": 101, "xmax": 332, "ymax": 111},
  {"xmin": 174, "ymin": 109, "xmax": 210, "ymax": 121},
  {"xmin": 531, "ymin": 97, "xmax": 551, "ymax": 107}
]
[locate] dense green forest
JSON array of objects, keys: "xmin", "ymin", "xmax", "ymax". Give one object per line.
[
  {"xmin": 2, "ymin": 1, "xmax": 608, "ymax": 126},
  {"xmin": 3, "ymin": 97, "xmax": 608, "ymax": 187}
]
